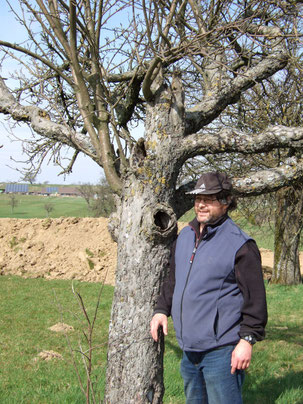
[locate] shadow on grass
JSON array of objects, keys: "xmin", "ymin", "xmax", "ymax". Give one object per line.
[
  {"xmin": 244, "ymin": 324, "xmax": 303, "ymax": 403},
  {"xmin": 266, "ymin": 324, "xmax": 303, "ymax": 346},
  {"xmin": 244, "ymin": 371, "xmax": 303, "ymax": 403},
  {"xmin": 165, "ymin": 339, "xmax": 183, "ymax": 358}
]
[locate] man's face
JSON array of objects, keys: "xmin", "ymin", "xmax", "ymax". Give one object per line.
[{"xmin": 194, "ymin": 194, "xmax": 228, "ymax": 225}]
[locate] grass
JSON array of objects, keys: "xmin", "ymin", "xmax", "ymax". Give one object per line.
[
  {"xmin": 243, "ymin": 284, "xmax": 303, "ymax": 404},
  {"xmin": 0, "ymin": 276, "xmax": 113, "ymax": 403},
  {"xmin": 1, "ymin": 276, "xmax": 303, "ymax": 403},
  {"xmin": 0, "ymin": 194, "xmax": 91, "ymax": 218}
]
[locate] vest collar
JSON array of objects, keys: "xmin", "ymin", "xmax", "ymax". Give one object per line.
[{"xmin": 189, "ymin": 214, "xmax": 229, "ymax": 239}]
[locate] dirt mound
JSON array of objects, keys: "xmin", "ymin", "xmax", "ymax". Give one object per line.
[
  {"xmin": 36, "ymin": 350, "xmax": 63, "ymax": 361},
  {"xmin": 0, "ymin": 217, "xmax": 117, "ymax": 285},
  {"xmin": 48, "ymin": 323, "xmax": 74, "ymax": 333},
  {"xmin": 1, "ymin": 218, "xmax": 301, "ymax": 285}
]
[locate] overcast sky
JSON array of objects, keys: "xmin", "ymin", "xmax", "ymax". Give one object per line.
[{"xmin": 0, "ymin": 1, "xmax": 105, "ymax": 185}]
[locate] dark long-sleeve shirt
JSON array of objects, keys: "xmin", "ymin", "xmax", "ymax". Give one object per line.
[{"xmin": 154, "ymin": 215, "xmax": 267, "ymax": 341}]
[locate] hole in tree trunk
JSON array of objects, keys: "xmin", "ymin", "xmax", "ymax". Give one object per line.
[{"xmin": 154, "ymin": 210, "xmax": 171, "ymax": 230}]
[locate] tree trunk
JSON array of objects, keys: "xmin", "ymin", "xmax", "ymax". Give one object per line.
[
  {"xmin": 104, "ymin": 176, "xmax": 177, "ymax": 403},
  {"xmin": 104, "ymin": 75, "xmax": 185, "ymax": 403},
  {"xmin": 272, "ymin": 186, "xmax": 303, "ymax": 284}
]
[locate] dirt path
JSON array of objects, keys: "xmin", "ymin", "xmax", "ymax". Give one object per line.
[{"xmin": 0, "ymin": 218, "xmax": 302, "ymax": 285}]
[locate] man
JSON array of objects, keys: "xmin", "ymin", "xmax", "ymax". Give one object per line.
[{"xmin": 150, "ymin": 172, "xmax": 267, "ymax": 404}]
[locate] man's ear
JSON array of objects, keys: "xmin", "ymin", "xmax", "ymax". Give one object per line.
[{"xmin": 220, "ymin": 196, "xmax": 231, "ymax": 205}]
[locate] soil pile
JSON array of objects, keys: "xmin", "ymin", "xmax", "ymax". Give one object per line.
[
  {"xmin": 0, "ymin": 217, "xmax": 117, "ymax": 285},
  {"xmin": 0, "ymin": 218, "xmax": 302, "ymax": 285}
]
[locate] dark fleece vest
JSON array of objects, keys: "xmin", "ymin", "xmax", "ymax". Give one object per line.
[{"xmin": 171, "ymin": 217, "xmax": 251, "ymax": 352}]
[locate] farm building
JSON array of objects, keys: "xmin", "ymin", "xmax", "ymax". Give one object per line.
[
  {"xmin": 3, "ymin": 183, "xmax": 81, "ymax": 197},
  {"xmin": 5, "ymin": 184, "xmax": 29, "ymax": 194}
]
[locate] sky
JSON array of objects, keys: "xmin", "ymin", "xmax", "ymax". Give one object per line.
[
  {"xmin": 0, "ymin": 120, "xmax": 104, "ymax": 185},
  {"xmin": 0, "ymin": 1, "xmax": 104, "ymax": 185}
]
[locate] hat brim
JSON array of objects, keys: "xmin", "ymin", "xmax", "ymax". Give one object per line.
[{"xmin": 186, "ymin": 188, "xmax": 222, "ymax": 195}]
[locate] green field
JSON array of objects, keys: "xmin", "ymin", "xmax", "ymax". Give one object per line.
[
  {"xmin": 0, "ymin": 194, "xmax": 91, "ymax": 218},
  {"xmin": 0, "ymin": 276, "xmax": 112, "ymax": 403},
  {"xmin": 1, "ymin": 276, "xmax": 303, "ymax": 403}
]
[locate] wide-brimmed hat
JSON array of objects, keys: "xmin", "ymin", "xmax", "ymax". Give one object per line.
[{"xmin": 186, "ymin": 172, "xmax": 232, "ymax": 195}]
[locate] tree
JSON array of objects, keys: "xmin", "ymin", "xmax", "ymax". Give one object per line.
[
  {"xmin": 1, "ymin": 1, "xmax": 303, "ymax": 402},
  {"xmin": 78, "ymin": 178, "xmax": 116, "ymax": 217},
  {"xmin": 44, "ymin": 201, "xmax": 54, "ymax": 217},
  {"xmin": 274, "ymin": 185, "xmax": 303, "ymax": 284},
  {"xmin": 21, "ymin": 172, "xmax": 37, "ymax": 184},
  {"xmin": 89, "ymin": 178, "xmax": 116, "ymax": 217},
  {"xmin": 8, "ymin": 193, "xmax": 18, "ymax": 213},
  {"xmin": 258, "ymin": 67, "xmax": 303, "ymax": 284},
  {"xmin": 78, "ymin": 183, "xmax": 95, "ymax": 207}
]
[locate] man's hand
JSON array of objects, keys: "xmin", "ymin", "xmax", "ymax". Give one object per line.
[
  {"xmin": 150, "ymin": 313, "xmax": 168, "ymax": 342},
  {"xmin": 231, "ymin": 339, "xmax": 253, "ymax": 374}
]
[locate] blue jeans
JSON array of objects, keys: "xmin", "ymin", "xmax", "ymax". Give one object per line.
[{"xmin": 180, "ymin": 345, "xmax": 244, "ymax": 404}]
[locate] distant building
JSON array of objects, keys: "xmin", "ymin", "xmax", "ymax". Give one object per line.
[
  {"xmin": 46, "ymin": 186, "xmax": 59, "ymax": 194},
  {"xmin": 5, "ymin": 184, "xmax": 29, "ymax": 194},
  {"xmin": 2, "ymin": 183, "xmax": 81, "ymax": 197},
  {"xmin": 58, "ymin": 187, "xmax": 81, "ymax": 197}
]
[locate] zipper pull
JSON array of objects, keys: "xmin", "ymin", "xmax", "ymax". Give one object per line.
[{"xmin": 189, "ymin": 247, "xmax": 197, "ymax": 264}]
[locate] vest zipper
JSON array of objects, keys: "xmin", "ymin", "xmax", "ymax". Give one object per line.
[{"xmin": 180, "ymin": 236, "xmax": 200, "ymax": 344}]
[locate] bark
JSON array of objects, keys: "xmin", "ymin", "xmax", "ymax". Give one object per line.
[
  {"xmin": 272, "ymin": 185, "xmax": 303, "ymax": 285},
  {"xmin": 105, "ymin": 77, "xmax": 185, "ymax": 403},
  {"xmin": 232, "ymin": 158, "xmax": 303, "ymax": 196},
  {"xmin": 105, "ymin": 181, "xmax": 177, "ymax": 403}
]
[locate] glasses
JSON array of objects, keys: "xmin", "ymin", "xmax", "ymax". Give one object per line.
[{"xmin": 195, "ymin": 196, "xmax": 218, "ymax": 205}]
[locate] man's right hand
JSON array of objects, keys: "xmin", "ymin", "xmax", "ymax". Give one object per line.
[{"xmin": 150, "ymin": 313, "xmax": 168, "ymax": 342}]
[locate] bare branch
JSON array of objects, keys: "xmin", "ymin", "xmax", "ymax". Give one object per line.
[
  {"xmin": 0, "ymin": 77, "xmax": 97, "ymax": 157},
  {"xmin": 185, "ymin": 47, "xmax": 288, "ymax": 134},
  {"xmin": 0, "ymin": 40, "xmax": 72, "ymax": 85},
  {"xmin": 233, "ymin": 157, "xmax": 303, "ymax": 196},
  {"xmin": 181, "ymin": 125, "xmax": 303, "ymax": 158},
  {"xmin": 173, "ymin": 156, "xmax": 303, "ymax": 218},
  {"xmin": 142, "ymin": 56, "xmax": 162, "ymax": 101}
]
